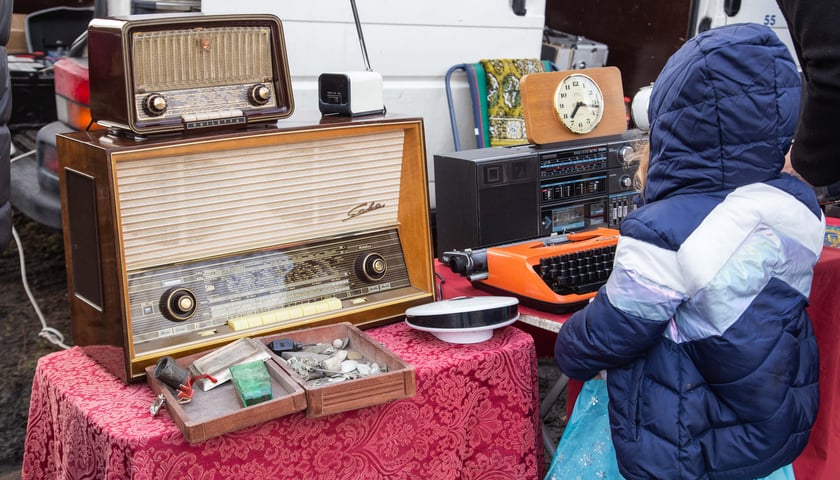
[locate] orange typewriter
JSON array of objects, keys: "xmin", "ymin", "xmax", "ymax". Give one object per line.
[{"xmin": 441, "ymin": 227, "xmax": 619, "ymax": 313}]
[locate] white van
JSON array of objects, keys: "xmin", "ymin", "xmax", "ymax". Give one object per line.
[
  {"xmin": 690, "ymin": 0, "xmax": 797, "ymax": 68},
  {"xmin": 202, "ymin": 0, "xmax": 547, "ymax": 206}
]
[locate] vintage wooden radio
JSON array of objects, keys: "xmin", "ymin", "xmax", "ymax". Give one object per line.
[
  {"xmin": 57, "ymin": 115, "xmax": 435, "ymax": 381},
  {"xmin": 87, "ymin": 13, "xmax": 294, "ymax": 135}
]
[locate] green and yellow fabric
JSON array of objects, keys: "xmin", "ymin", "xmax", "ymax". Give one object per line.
[
  {"xmin": 480, "ymin": 58, "xmax": 545, "ymax": 146},
  {"xmin": 445, "ymin": 58, "xmax": 553, "ymax": 151}
]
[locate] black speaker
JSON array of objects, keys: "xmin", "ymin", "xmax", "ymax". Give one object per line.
[{"xmin": 434, "ymin": 147, "xmax": 540, "ymax": 258}]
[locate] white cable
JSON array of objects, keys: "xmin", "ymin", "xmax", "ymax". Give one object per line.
[
  {"xmin": 10, "ymin": 148, "xmax": 36, "ymax": 164},
  {"xmin": 11, "ymin": 225, "xmax": 71, "ymax": 350}
]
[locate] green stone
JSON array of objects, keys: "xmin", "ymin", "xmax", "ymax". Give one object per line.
[{"xmin": 229, "ymin": 360, "xmax": 273, "ymax": 407}]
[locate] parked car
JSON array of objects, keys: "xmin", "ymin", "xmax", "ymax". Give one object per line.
[{"xmin": 9, "ymin": 20, "xmax": 91, "ymax": 231}]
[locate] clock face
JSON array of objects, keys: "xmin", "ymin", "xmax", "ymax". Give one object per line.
[{"xmin": 553, "ymin": 73, "xmax": 605, "ymax": 134}]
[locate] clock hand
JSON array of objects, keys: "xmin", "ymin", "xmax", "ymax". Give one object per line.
[{"xmin": 570, "ymin": 101, "xmax": 584, "ymax": 119}]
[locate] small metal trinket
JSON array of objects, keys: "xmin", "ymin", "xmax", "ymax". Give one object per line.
[
  {"xmin": 150, "ymin": 394, "xmax": 166, "ymax": 416},
  {"xmin": 275, "ymin": 337, "xmax": 387, "ymax": 387}
]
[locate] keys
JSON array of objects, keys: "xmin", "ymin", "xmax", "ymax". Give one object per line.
[{"xmin": 537, "ymin": 245, "xmax": 616, "ymax": 294}]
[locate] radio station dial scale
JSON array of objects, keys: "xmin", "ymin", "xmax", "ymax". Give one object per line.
[{"xmin": 128, "ymin": 229, "xmax": 411, "ymax": 351}]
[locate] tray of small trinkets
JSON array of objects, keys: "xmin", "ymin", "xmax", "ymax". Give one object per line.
[
  {"xmin": 259, "ymin": 322, "xmax": 416, "ymax": 418},
  {"xmin": 145, "ymin": 337, "xmax": 307, "ymax": 444}
]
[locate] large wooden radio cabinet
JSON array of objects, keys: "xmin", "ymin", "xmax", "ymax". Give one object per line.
[{"xmin": 57, "ymin": 115, "xmax": 435, "ymax": 381}]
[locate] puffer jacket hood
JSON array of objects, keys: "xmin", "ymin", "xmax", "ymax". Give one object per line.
[{"xmin": 645, "ymin": 23, "xmax": 801, "ymax": 204}]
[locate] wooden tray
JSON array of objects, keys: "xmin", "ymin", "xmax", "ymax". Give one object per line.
[
  {"xmin": 145, "ymin": 343, "xmax": 307, "ymax": 444},
  {"xmin": 259, "ymin": 322, "xmax": 416, "ymax": 417}
]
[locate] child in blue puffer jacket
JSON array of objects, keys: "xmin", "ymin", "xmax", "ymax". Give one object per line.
[{"xmin": 553, "ymin": 23, "xmax": 825, "ymax": 480}]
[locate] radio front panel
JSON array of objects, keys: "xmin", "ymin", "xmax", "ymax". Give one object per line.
[
  {"xmin": 434, "ymin": 130, "xmax": 642, "ymax": 257},
  {"xmin": 128, "ymin": 228, "xmax": 411, "ymax": 357},
  {"xmin": 58, "ymin": 116, "xmax": 434, "ymax": 381}
]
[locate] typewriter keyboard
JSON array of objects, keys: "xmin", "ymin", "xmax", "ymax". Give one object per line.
[{"xmin": 535, "ymin": 245, "xmax": 617, "ymax": 295}]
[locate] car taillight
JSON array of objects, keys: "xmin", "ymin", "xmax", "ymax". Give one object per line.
[
  {"xmin": 38, "ymin": 141, "xmax": 58, "ymax": 175},
  {"xmin": 54, "ymin": 57, "xmax": 103, "ymax": 131}
]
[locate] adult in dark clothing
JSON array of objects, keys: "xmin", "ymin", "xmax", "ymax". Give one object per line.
[{"xmin": 776, "ymin": 0, "xmax": 840, "ymax": 187}]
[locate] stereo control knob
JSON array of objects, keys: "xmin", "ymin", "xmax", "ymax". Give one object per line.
[
  {"xmin": 356, "ymin": 253, "xmax": 388, "ymax": 282},
  {"xmin": 620, "ymin": 175, "xmax": 633, "ymax": 189},
  {"xmin": 143, "ymin": 93, "xmax": 168, "ymax": 116},
  {"xmin": 248, "ymin": 84, "xmax": 272, "ymax": 106},
  {"xmin": 160, "ymin": 287, "xmax": 197, "ymax": 322},
  {"xmin": 617, "ymin": 145, "xmax": 634, "ymax": 166}
]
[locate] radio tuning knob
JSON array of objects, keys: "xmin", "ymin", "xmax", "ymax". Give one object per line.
[
  {"xmin": 160, "ymin": 287, "xmax": 197, "ymax": 322},
  {"xmin": 617, "ymin": 145, "xmax": 635, "ymax": 165},
  {"xmin": 620, "ymin": 175, "xmax": 633, "ymax": 189},
  {"xmin": 356, "ymin": 253, "xmax": 388, "ymax": 282},
  {"xmin": 248, "ymin": 84, "xmax": 272, "ymax": 106},
  {"xmin": 143, "ymin": 93, "xmax": 168, "ymax": 116}
]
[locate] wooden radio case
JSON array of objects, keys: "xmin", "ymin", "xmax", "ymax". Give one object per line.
[{"xmin": 58, "ymin": 115, "xmax": 435, "ymax": 382}]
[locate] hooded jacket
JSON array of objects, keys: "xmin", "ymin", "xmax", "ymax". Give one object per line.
[{"xmin": 554, "ymin": 23, "xmax": 825, "ymax": 480}]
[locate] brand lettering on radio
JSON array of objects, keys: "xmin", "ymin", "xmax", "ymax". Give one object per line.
[{"xmin": 344, "ymin": 201, "xmax": 385, "ymax": 221}]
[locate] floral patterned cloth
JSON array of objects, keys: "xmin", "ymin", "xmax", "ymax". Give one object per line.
[
  {"xmin": 22, "ymin": 322, "xmax": 543, "ymax": 480},
  {"xmin": 480, "ymin": 58, "xmax": 544, "ymax": 147}
]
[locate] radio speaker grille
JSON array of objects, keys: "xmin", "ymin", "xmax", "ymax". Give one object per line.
[
  {"xmin": 132, "ymin": 26, "xmax": 275, "ymax": 91},
  {"xmin": 115, "ymin": 130, "xmax": 406, "ymax": 271}
]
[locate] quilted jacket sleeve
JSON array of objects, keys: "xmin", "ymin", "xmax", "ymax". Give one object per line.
[{"xmin": 554, "ymin": 216, "xmax": 687, "ymax": 380}]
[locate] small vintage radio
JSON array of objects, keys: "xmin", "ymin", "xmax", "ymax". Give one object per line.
[
  {"xmin": 57, "ymin": 116, "xmax": 435, "ymax": 382},
  {"xmin": 87, "ymin": 13, "xmax": 294, "ymax": 135}
]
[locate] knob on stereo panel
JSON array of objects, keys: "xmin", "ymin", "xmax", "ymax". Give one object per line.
[
  {"xmin": 617, "ymin": 145, "xmax": 634, "ymax": 165},
  {"xmin": 161, "ymin": 287, "xmax": 197, "ymax": 321}
]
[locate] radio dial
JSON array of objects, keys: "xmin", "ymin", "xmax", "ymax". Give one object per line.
[
  {"xmin": 356, "ymin": 253, "xmax": 388, "ymax": 282},
  {"xmin": 161, "ymin": 287, "xmax": 197, "ymax": 322},
  {"xmin": 617, "ymin": 145, "xmax": 634, "ymax": 166},
  {"xmin": 143, "ymin": 93, "xmax": 168, "ymax": 116},
  {"xmin": 249, "ymin": 84, "xmax": 272, "ymax": 106}
]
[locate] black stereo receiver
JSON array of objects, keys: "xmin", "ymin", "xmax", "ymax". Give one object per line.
[{"xmin": 433, "ymin": 131, "xmax": 641, "ymax": 258}]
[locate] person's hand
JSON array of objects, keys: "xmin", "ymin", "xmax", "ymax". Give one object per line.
[
  {"xmin": 783, "ymin": 149, "xmax": 814, "ymax": 187},
  {"xmin": 783, "ymin": 150, "xmax": 796, "ymax": 174}
]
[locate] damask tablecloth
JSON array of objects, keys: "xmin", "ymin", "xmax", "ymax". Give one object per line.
[
  {"xmin": 792, "ymin": 243, "xmax": 840, "ymax": 479},
  {"xmin": 21, "ymin": 321, "xmax": 543, "ymax": 480}
]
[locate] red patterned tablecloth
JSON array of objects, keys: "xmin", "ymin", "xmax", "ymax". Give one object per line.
[
  {"xmin": 21, "ymin": 322, "xmax": 543, "ymax": 480},
  {"xmin": 792, "ymin": 243, "xmax": 840, "ymax": 479}
]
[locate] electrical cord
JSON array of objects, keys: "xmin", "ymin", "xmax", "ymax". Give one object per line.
[
  {"xmin": 10, "ymin": 148, "xmax": 36, "ymax": 163},
  {"xmin": 11, "ymin": 225, "xmax": 71, "ymax": 350},
  {"xmin": 8, "ymin": 142, "xmax": 71, "ymax": 349}
]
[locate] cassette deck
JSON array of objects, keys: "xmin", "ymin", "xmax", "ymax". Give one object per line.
[{"xmin": 433, "ymin": 130, "xmax": 641, "ymax": 258}]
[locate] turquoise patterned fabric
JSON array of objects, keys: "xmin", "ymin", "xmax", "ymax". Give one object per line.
[{"xmin": 545, "ymin": 379, "xmax": 624, "ymax": 480}]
